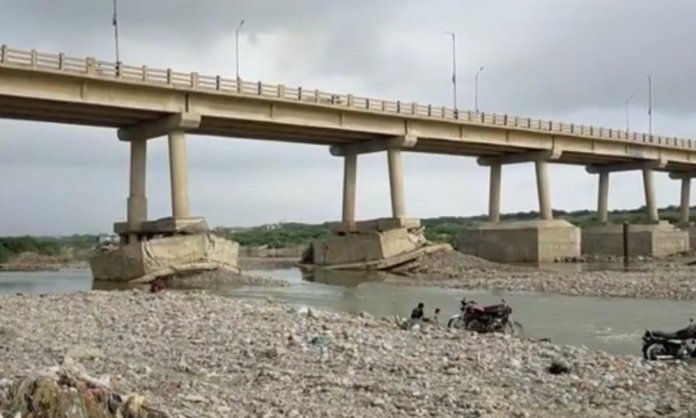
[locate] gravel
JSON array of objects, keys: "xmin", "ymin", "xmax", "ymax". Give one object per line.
[
  {"xmin": 168, "ymin": 269, "xmax": 290, "ymax": 288},
  {"xmin": 399, "ymin": 249, "xmax": 696, "ymax": 300},
  {"xmin": 1, "ymin": 291, "xmax": 695, "ymax": 417}
]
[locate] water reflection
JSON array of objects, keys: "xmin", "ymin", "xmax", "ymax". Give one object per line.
[
  {"xmin": 301, "ymin": 268, "xmax": 386, "ymax": 287},
  {"xmin": 513, "ymin": 261, "xmax": 628, "ymax": 272}
]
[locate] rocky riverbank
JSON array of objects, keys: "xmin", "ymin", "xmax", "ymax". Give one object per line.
[
  {"xmin": 1, "ymin": 291, "xmax": 695, "ymax": 417},
  {"xmin": 169, "ymin": 269, "xmax": 290, "ymax": 288},
  {"xmin": 398, "ymin": 249, "xmax": 696, "ymax": 300}
]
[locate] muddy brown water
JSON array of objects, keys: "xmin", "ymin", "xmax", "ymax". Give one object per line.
[{"xmin": 1, "ymin": 267, "xmax": 694, "ymax": 356}]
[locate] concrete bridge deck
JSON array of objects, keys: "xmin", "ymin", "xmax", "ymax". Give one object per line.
[
  {"xmin": 1, "ymin": 45, "xmax": 696, "ymax": 172},
  {"xmin": 4, "ymin": 45, "xmax": 696, "ymax": 269}
]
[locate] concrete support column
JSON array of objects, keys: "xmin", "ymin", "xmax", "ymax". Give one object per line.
[
  {"xmin": 680, "ymin": 177, "xmax": 691, "ymax": 224},
  {"xmin": 597, "ymin": 171, "xmax": 609, "ymax": 223},
  {"xmin": 342, "ymin": 153, "xmax": 357, "ymax": 223},
  {"xmin": 535, "ymin": 160, "xmax": 552, "ymax": 220},
  {"xmin": 168, "ymin": 130, "xmax": 190, "ymax": 218},
  {"xmin": 387, "ymin": 148, "xmax": 406, "ymax": 218},
  {"xmin": 488, "ymin": 162, "xmax": 501, "ymax": 222},
  {"xmin": 127, "ymin": 139, "xmax": 148, "ymax": 229},
  {"xmin": 642, "ymin": 168, "xmax": 659, "ymax": 222}
]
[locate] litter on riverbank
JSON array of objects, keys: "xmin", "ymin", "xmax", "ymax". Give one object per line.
[
  {"xmin": 0, "ymin": 363, "xmax": 168, "ymax": 418},
  {"xmin": 0, "ymin": 291, "xmax": 694, "ymax": 417}
]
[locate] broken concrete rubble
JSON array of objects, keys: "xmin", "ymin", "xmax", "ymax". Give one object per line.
[
  {"xmin": 89, "ymin": 232, "xmax": 239, "ymax": 283},
  {"xmin": 303, "ymin": 218, "xmax": 441, "ymax": 270}
]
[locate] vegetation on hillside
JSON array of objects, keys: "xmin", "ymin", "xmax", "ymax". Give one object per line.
[
  {"xmin": 0, "ymin": 205, "xmax": 692, "ymax": 260},
  {"xmin": 219, "ymin": 205, "xmax": 695, "ymax": 248},
  {"xmin": 218, "ymin": 223, "xmax": 333, "ymax": 248},
  {"xmin": 0, "ymin": 236, "xmax": 62, "ymax": 263}
]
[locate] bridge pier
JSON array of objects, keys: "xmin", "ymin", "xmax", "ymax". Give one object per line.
[
  {"xmin": 679, "ymin": 177, "xmax": 691, "ymax": 225},
  {"xmin": 127, "ymin": 138, "xmax": 147, "ymax": 241},
  {"xmin": 597, "ymin": 171, "xmax": 609, "ymax": 223},
  {"xmin": 307, "ymin": 136, "xmax": 432, "ymax": 270},
  {"xmin": 642, "ymin": 168, "xmax": 659, "ymax": 222},
  {"xmin": 669, "ymin": 172, "xmax": 696, "ymax": 250},
  {"xmin": 168, "ymin": 129, "xmax": 191, "ymax": 219},
  {"xmin": 388, "ymin": 148, "xmax": 406, "ymax": 218},
  {"xmin": 535, "ymin": 160, "xmax": 553, "ymax": 220},
  {"xmin": 488, "ymin": 162, "xmax": 501, "ymax": 222},
  {"xmin": 341, "ymin": 152, "xmax": 357, "ymax": 224},
  {"xmin": 582, "ymin": 162, "xmax": 689, "ymax": 257},
  {"xmin": 459, "ymin": 150, "xmax": 580, "ymax": 263},
  {"xmin": 89, "ymin": 113, "xmax": 239, "ymax": 282}
]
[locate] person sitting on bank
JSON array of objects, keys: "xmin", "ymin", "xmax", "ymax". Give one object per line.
[
  {"xmin": 421, "ymin": 308, "xmax": 441, "ymax": 324},
  {"xmin": 430, "ymin": 308, "xmax": 441, "ymax": 324},
  {"xmin": 410, "ymin": 303, "xmax": 425, "ymax": 320},
  {"xmin": 401, "ymin": 302, "xmax": 426, "ymax": 329}
]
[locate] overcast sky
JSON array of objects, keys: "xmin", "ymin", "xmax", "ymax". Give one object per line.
[{"xmin": 2, "ymin": 0, "xmax": 696, "ymax": 236}]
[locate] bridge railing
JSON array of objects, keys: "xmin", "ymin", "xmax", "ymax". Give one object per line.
[{"xmin": 0, "ymin": 45, "xmax": 693, "ymax": 150}]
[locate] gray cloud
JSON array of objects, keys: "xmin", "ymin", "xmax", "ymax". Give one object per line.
[{"xmin": 0, "ymin": 0, "xmax": 693, "ymax": 235}]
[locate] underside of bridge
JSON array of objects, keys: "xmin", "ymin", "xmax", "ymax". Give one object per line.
[{"xmin": 2, "ymin": 51, "xmax": 696, "ymax": 272}]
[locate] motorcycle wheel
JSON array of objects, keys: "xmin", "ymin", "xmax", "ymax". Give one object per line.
[
  {"xmin": 465, "ymin": 318, "xmax": 484, "ymax": 333},
  {"xmin": 643, "ymin": 342, "xmax": 667, "ymax": 360},
  {"xmin": 447, "ymin": 316, "xmax": 465, "ymax": 330}
]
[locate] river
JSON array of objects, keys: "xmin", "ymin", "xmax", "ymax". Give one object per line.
[{"xmin": 1, "ymin": 267, "xmax": 693, "ymax": 356}]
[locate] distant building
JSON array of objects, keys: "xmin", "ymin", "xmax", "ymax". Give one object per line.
[
  {"xmin": 260, "ymin": 222, "xmax": 283, "ymax": 231},
  {"xmin": 96, "ymin": 234, "xmax": 119, "ymax": 246}
]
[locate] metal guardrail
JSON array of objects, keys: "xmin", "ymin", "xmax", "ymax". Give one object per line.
[{"xmin": 0, "ymin": 44, "xmax": 692, "ymax": 150}]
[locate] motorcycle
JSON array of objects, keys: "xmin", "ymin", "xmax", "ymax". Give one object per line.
[
  {"xmin": 447, "ymin": 298, "xmax": 522, "ymax": 335},
  {"xmin": 642, "ymin": 319, "xmax": 696, "ymax": 361}
]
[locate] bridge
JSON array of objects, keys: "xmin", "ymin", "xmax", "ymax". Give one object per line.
[{"xmin": 1, "ymin": 45, "xmax": 694, "ymax": 278}]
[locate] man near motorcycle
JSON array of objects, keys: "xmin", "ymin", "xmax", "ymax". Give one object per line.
[{"xmin": 410, "ymin": 303, "xmax": 425, "ymax": 320}]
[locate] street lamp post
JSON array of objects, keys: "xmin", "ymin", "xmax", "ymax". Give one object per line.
[
  {"xmin": 644, "ymin": 74, "xmax": 652, "ymax": 136},
  {"xmin": 235, "ymin": 19, "xmax": 245, "ymax": 80},
  {"xmin": 112, "ymin": 0, "xmax": 121, "ymax": 73},
  {"xmin": 445, "ymin": 31, "xmax": 457, "ymax": 111},
  {"xmin": 475, "ymin": 66, "xmax": 484, "ymax": 113},
  {"xmin": 625, "ymin": 94, "xmax": 634, "ymax": 131}
]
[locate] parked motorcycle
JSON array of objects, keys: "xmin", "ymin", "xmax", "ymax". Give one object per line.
[
  {"xmin": 642, "ymin": 319, "xmax": 696, "ymax": 361},
  {"xmin": 447, "ymin": 298, "xmax": 522, "ymax": 335}
]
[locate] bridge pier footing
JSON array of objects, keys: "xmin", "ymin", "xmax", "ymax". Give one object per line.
[
  {"xmin": 305, "ymin": 218, "xmax": 430, "ymax": 270},
  {"xmin": 457, "ymin": 219, "xmax": 580, "ymax": 263},
  {"xmin": 582, "ymin": 221, "xmax": 689, "ymax": 257},
  {"xmin": 89, "ymin": 123, "xmax": 239, "ymax": 282}
]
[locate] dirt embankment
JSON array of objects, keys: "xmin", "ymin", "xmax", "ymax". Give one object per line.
[{"xmin": 0, "ymin": 250, "xmax": 88, "ymax": 272}]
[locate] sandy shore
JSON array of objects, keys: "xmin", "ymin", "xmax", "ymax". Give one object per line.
[
  {"xmin": 396, "ymin": 249, "xmax": 696, "ymax": 300},
  {"xmin": 0, "ymin": 291, "xmax": 694, "ymax": 417}
]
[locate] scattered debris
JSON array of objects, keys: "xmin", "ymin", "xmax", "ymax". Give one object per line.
[
  {"xmin": 0, "ymin": 364, "xmax": 169, "ymax": 418},
  {"xmin": 547, "ymin": 361, "xmax": 571, "ymax": 375}
]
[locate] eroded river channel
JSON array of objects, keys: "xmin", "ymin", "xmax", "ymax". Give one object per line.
[{"xmin": 1, "ymin": 267, "xmax": 694, "ymax": 356}]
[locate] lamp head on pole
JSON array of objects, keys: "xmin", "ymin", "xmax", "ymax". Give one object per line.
[{"xmin": 237, "ymin": 19, "xmax": 245, "ymax": 33}]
